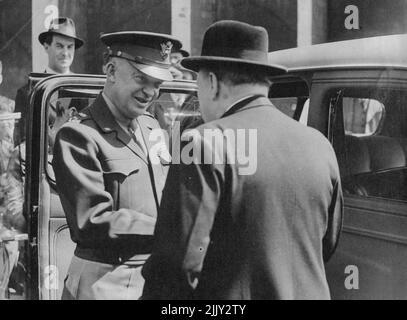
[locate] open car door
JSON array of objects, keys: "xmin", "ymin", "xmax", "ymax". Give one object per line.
[
  {"xmin": 25, "ymin": 74, "xmax": 198, "ymax": 300},
  {"xmin": 1, "ymin": 73, "xmax": 53, "ymax": 300},
  {"xmin": 27, "ymin": 75, "xmax": 105, "ymax": 300}
]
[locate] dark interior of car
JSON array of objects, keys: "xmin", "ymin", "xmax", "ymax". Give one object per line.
[{"xmin": 333, "ymin": 87, "xmax": 407, "ymax": 201}]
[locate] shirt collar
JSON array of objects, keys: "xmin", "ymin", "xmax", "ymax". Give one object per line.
[{"xmin": 102, "ymin": 92, "xmax": 131, "ymax": 129}]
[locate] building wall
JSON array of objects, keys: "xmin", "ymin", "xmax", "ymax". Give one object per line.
[
  {"xmin": 191, "ymin": 0, "xmax": 217, "ymax": 56},
  {"xmin": 59, "ymin": 0, "xmax": 172, "ymax": 75},
  {"xmin": 191, "ymin": 0, "xmax": 297, "ymax": 55},
  {"xmin": 215, "ymin": 0, "xmax": 297, "ymax": 51},
  {"xmin": 0, "ymin": 0, "xmax": 31, "ymax": 100}
]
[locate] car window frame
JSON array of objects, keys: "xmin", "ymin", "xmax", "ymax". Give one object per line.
[
  {"xmin": 268, "ymin": 76, "xmax": 311, "ymax": 122},
  {"xmin": 320, "ymin": 74, "xmax": 407, "ymax": 207}
]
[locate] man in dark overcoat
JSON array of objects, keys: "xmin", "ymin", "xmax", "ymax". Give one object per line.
[
  {"xmin": 53, "ymin": 31, "xmax": 181, "ymax": 299},
  {"xmin": 14, "ymin": 17, "xmax": 84, "ymax": 144},
  {"xmin": 142, "ymin": 20, "xmax": 343, "ymax": 300}
]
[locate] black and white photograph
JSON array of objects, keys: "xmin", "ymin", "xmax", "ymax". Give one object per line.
[{"xmin": 0, "ymin": 0, "xmax": 406, "ymax": 304}]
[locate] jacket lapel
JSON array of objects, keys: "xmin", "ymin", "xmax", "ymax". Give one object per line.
[
  {"xmin": 138, "ymin": 119, "xmax": 168, "ymax": 197},
  {"xmin": 138, "ymin": 119, "xmax": 163, "ymax": 175},
  {"xmin": 88, "ymin": 95, "xmax": 148, "ymax": 164}
]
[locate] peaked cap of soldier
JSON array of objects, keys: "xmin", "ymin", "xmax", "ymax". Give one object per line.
[{"xmin": 100, "ymin": 31, "xmax": 183, "ymax": 82}]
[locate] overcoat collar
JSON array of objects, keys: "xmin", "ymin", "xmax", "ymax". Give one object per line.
[
  {"xmin": 88, "ymin": 94, "xmax": 149, "ymax": 163},
  {"xmin": 224, "ymin": 96, "xmax": 274, "ymax": 117}
]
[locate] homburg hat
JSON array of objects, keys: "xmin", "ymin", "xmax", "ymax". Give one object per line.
[{"xmin": 181, "ymin": 20, "xmax": 286, "ymax": 75}]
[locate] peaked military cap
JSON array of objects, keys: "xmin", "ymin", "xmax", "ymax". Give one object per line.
[{"xmin": 100, "ymin": 31, "xmax": 183, "ymax": 82}]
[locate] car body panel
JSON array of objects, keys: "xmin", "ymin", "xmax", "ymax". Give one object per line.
[{"xmin": 268, "ymin": 35, "xmax": 407, "ymax": 299}]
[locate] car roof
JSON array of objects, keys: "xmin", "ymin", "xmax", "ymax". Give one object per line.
[{"xmin": 268, "ymin": 34, "xmax": 407, "ymax": 72}]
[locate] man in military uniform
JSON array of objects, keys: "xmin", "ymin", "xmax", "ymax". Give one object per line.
[
  {"xmin": 170, "ymin": 48, "xmax": 190, "ymax": 67},
  {"xmin": 52, "ymin": 31, "xmax": 181, "ymax": 300}
]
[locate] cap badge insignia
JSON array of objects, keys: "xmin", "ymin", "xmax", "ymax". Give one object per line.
[{"xmin": 160, "ymin": 41, "xmax": 173, "ymax": 61}]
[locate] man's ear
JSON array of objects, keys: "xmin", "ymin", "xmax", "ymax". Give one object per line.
[
  {"xmin": 104, "ymin": 61, "xmax": 116, "ymax": 82},
  {"xmin": 208, "ymin": 71, "xmax": 220, "ymax": 99},
  {"xmin": 68, "ymin": 107, "xmax": 78, "ymax": 118}
]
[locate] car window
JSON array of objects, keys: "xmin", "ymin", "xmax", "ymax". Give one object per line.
[
  {"xmin": 270, "ymin": 97, "xmax": 298, "ymax": 118},
  {"xmin": 46, "ymin": 87, "xmax": 100, "ymax": 184},
  {"xmin": 269, "ymin": 80, "xmax": 310, "ymax": 124},
  {"xmin": 331, "ymin": 87, "xmax": 407, "ymax": 202},
  {"xmin": 343, "ymin": 97, "xmax": 385, "ymax": 136}
]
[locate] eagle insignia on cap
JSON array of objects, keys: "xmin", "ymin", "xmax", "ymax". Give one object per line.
[{"xmin": 160, "ymin": 41, "xmax": 173, "ymax": 61}]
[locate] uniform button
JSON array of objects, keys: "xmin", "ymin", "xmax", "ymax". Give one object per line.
[{"xmin": 118, "ymin": 257, "xmax": 123, "ymax": 263}]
